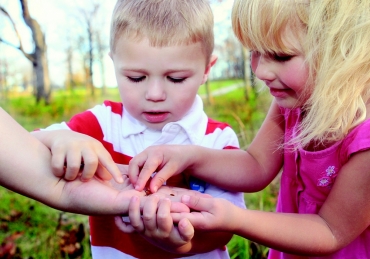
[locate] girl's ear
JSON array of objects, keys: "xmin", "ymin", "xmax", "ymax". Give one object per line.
[{"xmin": 201, "ymin": 55, "xmax": 218, "ymax": 85}]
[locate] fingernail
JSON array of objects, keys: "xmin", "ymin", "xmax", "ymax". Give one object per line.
[
  {"xmin": 181, "ymin": 219, "xmax": 189, "ymax": 227},
  {"xmin": 182, "ymin": 195, "xmax": 190, "ymax": 203}
]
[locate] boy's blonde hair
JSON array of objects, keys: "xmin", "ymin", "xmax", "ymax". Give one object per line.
[
  {"xmin": 110, "ymin": 0, "xmax": 214, "ymax": 63},
  {"xmin": 232, "ymin": 0, "xmax": 370, "ymax": 148}
]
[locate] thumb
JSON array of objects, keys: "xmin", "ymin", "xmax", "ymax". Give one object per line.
[
  {"xmin": 181, "ymin": 195, "xmax": 212, "ymax": 211},
  {"xmin": 178, "ymin": 218, "xmax": 194, "ymax": 242},
  {"xmin": 170, "ymin": 201, "xmax": 190, "ymax": 213}
]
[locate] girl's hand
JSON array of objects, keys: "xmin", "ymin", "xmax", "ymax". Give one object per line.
[
  {"xmin": 115, "ymin": 195, "xmax": 195, "ymax": 253},
  {"xmin": 113, "ymin": 186, "xmax": 211, "ymax": 252},
  {"xmin": 171, "ymin": 195, "xmax": 241, "ymax": 233},
  {"xmin": 32, "ymin": 130, "xmax": 123, "ymax": 183},
  {"xmin": 128, "ymin": 145, "xmax": 193, "ymax": 193}
]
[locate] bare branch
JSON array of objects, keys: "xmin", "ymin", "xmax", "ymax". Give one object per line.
[{"xmin": 0, "ymin": 5, "xmax": 35, "ymax": 63}]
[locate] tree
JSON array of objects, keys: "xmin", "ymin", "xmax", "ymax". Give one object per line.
[
  {"xmin": 0, "ymin": 0, "xmax": 51, "ymax": 104},
  {"xmin": 78, "ymin": 3, "xmax": 101, "ymax": 96},
  {"xmin": 242, "ymin": 48, "xmax": 256, "ymax": 101}
]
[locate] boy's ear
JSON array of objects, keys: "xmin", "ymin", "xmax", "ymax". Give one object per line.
[{"xmin": 201, "ymin": 55, "xmax": 218, "ymax": 85}]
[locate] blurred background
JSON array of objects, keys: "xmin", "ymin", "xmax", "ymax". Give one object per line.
[{"xmin": 0, "ymin": 0, "xmax": 278, "ymax": 258}]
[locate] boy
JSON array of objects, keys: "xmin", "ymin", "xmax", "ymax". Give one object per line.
[{"xmin": 34, "ymin": 0, "xmax": 245, "ymax": 258}]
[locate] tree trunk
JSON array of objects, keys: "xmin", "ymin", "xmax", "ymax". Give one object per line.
[
  {"xmin": 87, "ymin": 22, "xmax": 94, "ymax": 96},
  {"xmin": 20, "ymin": 0, "xmax": 51, "ymax": 104},
  {"xmin": 242, "ymin": 47, "xmax": 255, "ymax": 101}
]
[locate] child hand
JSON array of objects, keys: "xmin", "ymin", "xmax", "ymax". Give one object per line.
[
  {"xmin": 171, "ymin": 195, "xmax": 241, "ymax": 233},
  {"xmin": 128, "ymin": 145, "xmax": 192, "ymax": 193},
  {"xmin": 33, "ymin": 130, "xmax": 123, "ymax": 183},
  {"xmin": 115, "ymin": 195, "xmax": 195, "ymax": 252},
  {"xmin": 114, "ymin": 186, "xmax": 210, "ymax": 233}
]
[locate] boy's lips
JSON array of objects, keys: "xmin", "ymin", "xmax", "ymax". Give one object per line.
[{"xmin": 143, "ymin": 111, "xmax": 170, "ymax": 123}]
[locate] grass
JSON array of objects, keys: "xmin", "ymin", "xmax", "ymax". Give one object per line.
[{"xmin": 0, "ymin": 79, "xmax": 277, "ymax": 258}]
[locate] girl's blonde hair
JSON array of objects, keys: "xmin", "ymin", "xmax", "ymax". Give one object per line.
[
  {"xmin": 232, "ymin": 0, "xmax": 370, "ymax": 148},
  {"xmin": 110, "ymin": 0, "xmax": 214, "ymax": 63}
]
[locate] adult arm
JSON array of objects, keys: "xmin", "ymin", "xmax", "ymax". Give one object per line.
[{"xmin": 0, "ymin": 108, "xmax": 139, "ymax": 215}]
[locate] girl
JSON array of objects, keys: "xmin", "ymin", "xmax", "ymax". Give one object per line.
[{"xmin": 128, "ymin": 0, "xmax": 370, "ymax": 258}]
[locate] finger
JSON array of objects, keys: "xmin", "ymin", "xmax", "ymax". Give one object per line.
[
  {"xmin": 79, "ymin": 150, "xmax": 99, "ymax": 181},
  {"xmin": 170, "ymin": 187, "xmax": 213, "ymax": 199},
  {"xmin": 170, "ymin": 201, "xmax": 190, "ymax": 213},
  {"xmin": 181, "ymin": 195, "xmax": 213, "ymax": 211},
  {"xmin": 128, "ymin": 153, "xmax": 149, "ymax": 189},
  {"xmin": 95, "ymin": 164, "xmax": 113, "ymax": 181},
  {"xmin": 177, "ymin": 218, "xmax": 194, "ymax": 242},
  {"xmin": 148, "ymin": 163, "xmax": 181, "ymax": 194},
  {"xmin": 50, "ymin": 149, "xmax": 67, "ymax": 178},
  {"xmin": 130, "ymin": 153, "xmax": 167, "ymax": 192},
  {"xmin": 98, "ymin": 152, "xmax": 123, "ymax": 183},
  {"xmin": 129, "ymin": 196, "xmax": 145, "ymax": 232},
  {"xmin": 116, "ymin": 164, "xmax": 129, "ymax": 175},
  {"xmin": 64, "ymin": 151, "xmax": 83, "ymax": 181},
  {"xmin": 114, "ymin": 216, "xmax": 136, "ymax": 234},
  {"xmin": 156, "ymin": 198, "xmax": 173, "ymax": 234},
  {"xmin": 142, "ymin": 195, "xmax": 160, "ymax": 232}
]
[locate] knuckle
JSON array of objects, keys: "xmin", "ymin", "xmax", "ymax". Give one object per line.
[
  {"xmin": 156, "ymin": 212, "xmax": 167, "ymax": 221},
  {"xmin": 156, "ymin": 176, "xmax": 166, "ymax": 185},
  {"xmin": 142, "ymin": 214, "xmax": 152, "ymax": 222}
]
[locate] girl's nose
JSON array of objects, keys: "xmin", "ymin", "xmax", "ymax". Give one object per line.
[
  {"xmin": 145, "ymin": 80, "xmax": 166, "ymax": 101},
  {"xmin": 252, "ymin": 55, "xmax": 275, "ymax": 83}
]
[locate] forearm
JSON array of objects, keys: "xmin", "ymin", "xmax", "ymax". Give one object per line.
[
  {"xmin": 187, "ymin": 146, "xmax": 274, "ymax": 192},
  {"xmin": 0, "ymin": 109, "xmax": 55, "ymax": 199},
  {"xmin": 233, "ymin": 208, "xmax": 339, "ymax": 256},
  {"xmin": 0, "ymin": 109, "xmax": 133, "ymax": 215}
]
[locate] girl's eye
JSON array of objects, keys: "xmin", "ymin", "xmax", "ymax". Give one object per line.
[
  {"xmin": 167, "ymin": 77, "xmax": 186, "ymax": 83},
  {"xmin": 127, "ymin": 76, "xmax": 145, "ymax": 83},
  {"xmin": 271, "ymin": 53, "xmax": 293, "ymax": 62}
]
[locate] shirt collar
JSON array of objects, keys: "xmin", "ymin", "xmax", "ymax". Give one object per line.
[{"xmin": 121, "ymin": 95, "xmax": 207, "ymax": 144}]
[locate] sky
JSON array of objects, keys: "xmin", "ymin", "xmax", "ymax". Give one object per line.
[{"xmin": 0, "ymin": 0, "xmax": 236, "ymax": 88}]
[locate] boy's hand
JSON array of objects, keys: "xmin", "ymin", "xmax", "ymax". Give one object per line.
[
  {"xmin": 128, "ymin": 145, "xmax": 192, "ymax": 193},
  {"xmin": 32, "ymin": 130, "xmax": 123, "ymax": 183}
]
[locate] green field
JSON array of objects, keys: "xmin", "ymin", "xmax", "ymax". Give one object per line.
[{"xmin": 0, "ymin": 79, "xmax": 277, "ymax": 259}]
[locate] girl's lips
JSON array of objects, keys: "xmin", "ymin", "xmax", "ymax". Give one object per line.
[
  {"xmin": 269, "ymin": 88, "xmax": 291, "ymax": 98},
  {"xmin": 143, "ymin": 112, "xmax": 169, "ymax": 123}
]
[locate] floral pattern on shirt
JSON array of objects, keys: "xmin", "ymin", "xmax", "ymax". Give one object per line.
[{"xmin": 317, "ymin": 166, "xmax": 337, "ymax": 188}]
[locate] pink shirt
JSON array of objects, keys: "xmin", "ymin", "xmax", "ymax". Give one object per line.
[{"xmin": 269, "ymin": 108, "xmax": 370, "ymax": 259}]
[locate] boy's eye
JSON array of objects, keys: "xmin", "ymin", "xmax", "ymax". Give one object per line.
[
  {"xmin": 127, "ymin": 76, "xmax": 145, "ymax": 83},
  {"xmin": 167, "ymin": 77, "xmax": 186, "ymax": 83}
]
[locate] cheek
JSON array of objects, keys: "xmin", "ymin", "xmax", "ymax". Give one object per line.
[{"xmin": 284, "ymin": 61, "xmax": 309, "ymax": 91}]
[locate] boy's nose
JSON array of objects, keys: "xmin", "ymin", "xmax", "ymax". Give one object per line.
[{"xmin": 145, "ymin": 80, "xmax": 166, "ymax": 101}]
